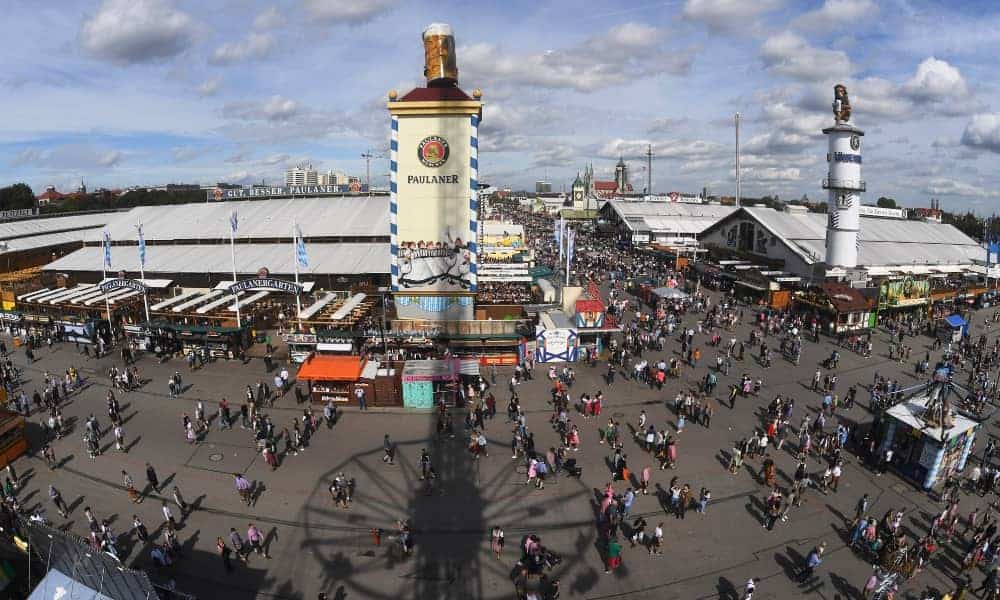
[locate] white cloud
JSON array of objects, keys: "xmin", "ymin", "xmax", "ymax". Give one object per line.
[
  {"xmin": 259, "ymin": 153, "xmax": 292, "ymax": 166},
  {"xmin": 302, "ymin": 0, "xmax": 395, "ymax": 24},
  {"xmin": 961, "ymin": 113, "xmax": 1000, "ymax": 154},
  {"xmin": 793, "ymin": 0, "xmax": 878, "ymax": 31},
  {"xmin": 463, "ymin": 23, "xmax": 691, "ymax": 92},
  {"xmin": 598, "ymin": 138, "xmax": 724, "ymax": 161},
  {"xmin": 80, "ymin": 0, "xmax": 197, "ymax": 64},
  {"xmin": 901, "ymin": 57, "xmax": 968, "ymax": 102},
  {"xmin": 682, "ymin": 0, "xmax": 784, "ymax": 32},
  {"xmin": 532, "ymin": 145, "xmax": 578, "ymax": 168},
  {"xmin": 760, "ymin": 32, "xmax": 853, "ymax": 81},
  {"xmin": 253, "ymin": 6, "xmax": 285, "ymax": 30},
  {"xmin": 925, "ymin": 177, "xmax": 996, "ymax": 198},
  {"xmin": 647, "ymin": 117, "xmax": 689, "ymax": 134},
  {"xmin": 222, "ymin": 95, "xmax": 299, "ymax": 122},
  {"xmin": 197, "ymin": 78, "xmax": 220, "ymax": 97},
  {"xmin": 210, "ymin": 32, "xmax": 276, "ymax": 65},
  {"xmin": 10, "ymin": 144, "xmax": 126, "ymax": 170},
  {"xmin": 171, "ymin": 146, "xmax": 202, "ymax": 162},
  {"xmin": 98, "ymin": 150, "xmax": 124, "ymax": 167},
  {"xmin": 738, "ymin": 167, "xmax": 802, "ymax": 182}
]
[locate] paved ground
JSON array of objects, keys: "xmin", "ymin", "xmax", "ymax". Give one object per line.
[{"xmin": 8, "ymin": 296, "xmax": 1000, "ymax": 600}]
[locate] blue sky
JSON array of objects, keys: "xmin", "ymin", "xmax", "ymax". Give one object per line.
[{"xmin": 2, "ymin": 0, "xmax": 1000, "ymax": 212}]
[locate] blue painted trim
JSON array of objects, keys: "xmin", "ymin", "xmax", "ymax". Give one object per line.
[
  {"xmin": 390, "ymin": 223, "xmax": 397, "ymax": 234},
  {"xmin": 390, "ymin": 182, "xmax": 397, "ymax": 193}
]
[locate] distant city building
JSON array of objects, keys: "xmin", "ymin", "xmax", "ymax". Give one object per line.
[
  {"xmin": 285, "ymin": 165, "xmax": 319, "ymax": 186},
  {"xmin": 614, "ymin": 156, "xmax": 629, "ymax": 194},
  {"xmin": 535, "ymin": 181, "xmax": 552, "ymax": 194},
  {"xmin": 36, "ymin": 186, "xmax": 64, "ymax": 207},
  {"xmin": 319, "ymin": 170, "xmax": 350, "ymax": 186}
]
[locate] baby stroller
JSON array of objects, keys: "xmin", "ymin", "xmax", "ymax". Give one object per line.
[{"xmin": 562, "ymin": 458, "xmax": 583, "ymax": 478}]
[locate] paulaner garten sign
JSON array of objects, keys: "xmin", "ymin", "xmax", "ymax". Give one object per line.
[
  {"xmin": 100, "ymin": 278, "xmax": 148, "ymax": 293},
  {"xmin": 228, "ymin": 278, "xmax": 303, "ymax": 295}
]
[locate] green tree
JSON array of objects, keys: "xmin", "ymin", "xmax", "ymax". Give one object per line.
[
  {"xmin": 876, "ymin": 197, "xmax": 897, "ymax": 209},
  {"xmin": 0, "ymin": 183, "xmax": 36, "ymax": 210}
]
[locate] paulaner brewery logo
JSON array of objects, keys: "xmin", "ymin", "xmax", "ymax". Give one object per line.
[{"xmin": 418, "ymin": 135, "xmax": 449, "ymax": 168}]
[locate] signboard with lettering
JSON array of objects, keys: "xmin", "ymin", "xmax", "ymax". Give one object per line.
[
  {"xmin": 859, "ymin": 205, "xmax": 908, "ymax": 219},
  {"xmin": 393, "ymin": 114, "xmax": 475, "ymax": 293},
  {"xmin": 207, "ymin": 184, "xmax": 369, "ymax": 201},
  {"xmin": 99, "ymin": 278, "xmax": 147, "ymax": 293},
  {"xmin": 0, "ymin": 208, "xmax": 37, "ymax": 220},
  {"xmin": 228, "ymin": 278, "xmax": 302, "ymax": 295}
]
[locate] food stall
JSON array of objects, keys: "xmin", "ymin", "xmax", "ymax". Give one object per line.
[
  {"xmin": 534, "ymin": 310, "xmax": 578, "ymax": 363},
  {"xmin": 794, "ymin": 283, "xmax": 876, "ymax": 335},
  {"xmin": 878, "ymin": 379, "xmax": 979, "ymax": 490},
  {"xmin": 0, "ymin": 410, "xmax": 27, "ymax": 468},
  {"xmin": 297, "ymin": 354, "xmax": 369, "ymax": 405},
  {"xmin": 401, "ymin": 359, "xmax": 459, "ymax": 409},
  {"xmin": 937, "ymin": 314, "xmax": 968, "ymax": 343}
]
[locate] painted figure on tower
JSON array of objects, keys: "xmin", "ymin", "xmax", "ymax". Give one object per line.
[{"xmin": 833, "ymin": 84, "xmax": 851, "ymax": 123}]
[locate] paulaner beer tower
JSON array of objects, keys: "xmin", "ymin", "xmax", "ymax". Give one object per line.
[
  {"xmin": 387, "ymin": 24, "xmax": 483, "ymax": 323},
  {"xmin": 823, "ymin": 84, "xmax": 864, "ymax": 270}
]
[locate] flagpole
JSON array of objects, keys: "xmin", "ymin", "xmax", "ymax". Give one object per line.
[
  {"xmin": 102, "ymin": 233, "xmax": 113, "ymax": 338},
  {"xmin": 292, "ymin": 220, "xmax": 302, "ymax": 332},
  {"xmin": 137, "ymin": 219, "xmax": 150, "ymax": 325},
  {"xmin": 230, "ymin": 214, "xmax": 241, "ymax": 328},
  {"xmin": 565, "ymin": 227, "xmax": 571, "ymax": 285}
]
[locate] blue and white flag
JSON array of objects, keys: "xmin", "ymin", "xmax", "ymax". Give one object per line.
[
  {"xmin": 102, "ymin": 231, "xmax": 112, "ymax": 269},
  {"xmin": 296, "ymin": 225, "xmax": 308, "ymax": 268},
  {"xmin": 137, "ymin": 222, "xmax": 146, "ymax": 267},
  {"xmin": 554, "ymin": 218, "xmax": 562, "ymax": 246},
  {"xmin": 567, "ymin": 227, "xmax": 576, "ymax": 263},
  {"xmin": 229, "ymin": 209, "xmax": 238, "ymax": 233}
]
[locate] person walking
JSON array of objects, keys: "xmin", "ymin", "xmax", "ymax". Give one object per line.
[
  {"xmin": 743, "ymin": 578, "xmax": 758, "ymax": 600},
  {"xmin": 133, "ymin": 515, "xmax": 149, "ymax": 543},
  {"xmin": 162, "ymin": 502, "xmax": 177, "ymax": 530},
  {"xmin": 234, "ymin": 473, "xmax": 252, "ymax": 505},
  {"xmin": 229, "ymin": 527, "xmax": 247, "ymax": 562},
  {"xmin": 797, "ymin": 542, "xmax": 825, "ymax": 582},
  {"xmin": 491, "ymin": 526, "xmax": 505, "ymax": 559},
  {"xmin": 145, "ymin": 462, "xmax": 159, "ymax": 495},
  {"xmin": 217, "ymin": 536, "xmax": 233, "ymax": 572},
  {"xmin": 172, "ymin": 486, "xmax": 189, "ymax": 515},
  {"xmin": 604, "ymin": 537, "xmax": 622, "ymax": 574},
  {"xmin": 49, "ymin": 485, "xmax": 68, "ymax": 517},
  {"xmin": 247, "ymin": 523, "xmax": 268, "ymax": 558},
  {"xmin": 123, "ymin": 470, "xmax": 141, "ymax": 504}
]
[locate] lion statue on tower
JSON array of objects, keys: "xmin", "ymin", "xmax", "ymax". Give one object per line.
[{"xmin": 833, "ymin": 84, "xmax": 851, "ymax": 122}]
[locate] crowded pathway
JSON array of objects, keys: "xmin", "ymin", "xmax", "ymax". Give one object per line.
[{"xmin": 0, "ymin": 209, "xmax": 998, "ymax": 598}]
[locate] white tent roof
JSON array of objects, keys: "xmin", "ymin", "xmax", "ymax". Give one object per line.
[
  {"xmin": 45, "ymin": 243, "xmax": 388, "ymax": 276},
  {"xmin": 736, "ymin": 207, "xmax": 985, "ymax": 268},
  {"xmin": 28, "ymin": 567, "xmax": 115, "ymax": 600},
  {"xmin": 83, "ymin": 196, "xmax": 387, "ymax": 242},
  {"xmin": 150, "ymin": 289, "xmax": 202, "ymax": 311}
]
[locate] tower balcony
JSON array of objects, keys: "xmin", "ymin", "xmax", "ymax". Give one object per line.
[{"xmin": 822, "ymin": 178, "xmax": 866, "ymax": 192}]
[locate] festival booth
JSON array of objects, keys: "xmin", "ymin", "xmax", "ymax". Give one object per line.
[
  {"xmin": 937, "ymin": 314, "xmax": 968, "ymax": 343},
  {"xmin": 795, "ymin": 283, "xmax": 876, "ymax": 335},
  {"xmin": 534, "ymin": 310, "xmax": 578, "ymax": 363},
  {"xmin": 573, "ymin": 298, "xmax": 618, "ymax": 358},
  {"xmin": 401, "ymin": 359, "xmax": 459, "ymax": 409},
  {"xmin": 297, "ymin": 354, "xmax": 371, "ymax": 405},
  {"xmin": 0, "ymin": 410, "xmax": 27, "ymax": 468},
  {"xmin": 878, "ymin": 379, "xmax": 979, "ymax": 490}
]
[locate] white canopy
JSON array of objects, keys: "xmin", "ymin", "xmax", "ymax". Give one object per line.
[{"xmin": 330, "ymin": 293, "xmax": 367, "ymax": 321}]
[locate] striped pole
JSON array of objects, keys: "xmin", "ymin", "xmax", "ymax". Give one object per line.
[
  {"xmin": 389, "ymin": 115, "xmax": 399, "ymax": 292},
  {"xmin": 468, "ymin": 114, "xmax": 479, "ymax": 292}
]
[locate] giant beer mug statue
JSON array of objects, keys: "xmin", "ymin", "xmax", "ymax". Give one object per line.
[{"xmin": 423, "ymin": 23, "xmax": 458, "ymax": 86}]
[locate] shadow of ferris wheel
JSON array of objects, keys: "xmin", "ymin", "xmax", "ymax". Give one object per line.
[{"xmin": 299, "ymin": 414, "xmax": 594, "ymax": 600}]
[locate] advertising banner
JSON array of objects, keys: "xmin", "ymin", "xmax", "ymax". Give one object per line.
[
  {"xmin": 534, "ymin": 328, "xmax": 578, "ymax": 363},
  {"xmin": 879, "ymin": 278, "xmax": 929, "ymax": 307},
  {"xmin": 394, "ymin": 116, "xmax": 475, "ymax": 293}
]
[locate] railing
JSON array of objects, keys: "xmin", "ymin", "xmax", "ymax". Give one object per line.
[{"xmin": 822, "ymin": 178, "xmax": 866, "ymax": 192}]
